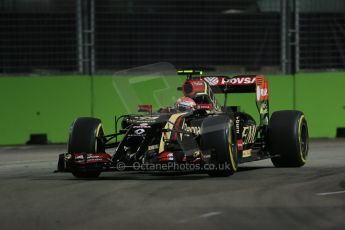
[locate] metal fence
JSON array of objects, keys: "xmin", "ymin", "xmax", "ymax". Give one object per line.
[
  {"xmin": 0, "ymin": 0, "xmax": 77, "ymax": 74},
  {"xmin": 95, "ymin": 0, "xmax": 281, "ymax": 74},
  {"xmin": 0, "ymin": 0, "xmax": 345, "ymax": 75},
  {"xmin": 300, "ymin": 12, "xmax": 345, "ymax": 70}
]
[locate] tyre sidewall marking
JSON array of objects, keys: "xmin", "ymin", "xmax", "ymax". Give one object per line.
[
  {"xmin": 227, "ymin": 121, "xmax": 237, "ymax": 171},
  {"xmin": 298, "ymin": 115, "xmax": 306, "ymax": 163},
  {"xmin": 95, "ymin": 123, "xmax": 103, "ymax": 153}
]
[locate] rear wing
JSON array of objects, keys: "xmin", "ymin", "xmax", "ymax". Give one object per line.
[
  {"xmin": 203, "ymin": 75, "xmax": 268, "ymax": 102},
  {"xmin": 204, "ymin": 75, "xmax": 270, "ymax": 126},
  {"xmin": 178, "ymin": 70, "xmax": 269, "ymax": 124}
]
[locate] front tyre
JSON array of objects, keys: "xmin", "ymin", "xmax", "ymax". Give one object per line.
[
  {"xmin": 68, "ymin": 117, "xmax": 105, "ymax": 154},
  {"xmin": 269, "ymin": 110, "xmax": 309, "ymax": 167},
  {"xmin": 200, "ymin": 115, "xmax": 238, "ymax": 177},
  {"xmin": 68, "ymin": 117, "xmax": 105, "ymax": 178}
]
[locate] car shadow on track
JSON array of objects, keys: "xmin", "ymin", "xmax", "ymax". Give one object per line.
[
  {"xmin": 33, "ymin": 166, "xmax": 274, "ymax": 181},
  {"xmin": 96, "ymin": 166, "xmax": 273, "ymax": 180},
  {"xmin": 237, "ymin": 166, "xmax": 274, "ymax": 172}
]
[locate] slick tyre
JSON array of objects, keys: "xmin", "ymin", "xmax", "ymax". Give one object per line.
[
  {"xmin": 269, "ymin": 110, "xmax": 309, "ymax": 167},
  {"xmin": 68, "ymin": 117, "xmax": 105, "ymax": 178},
  {"xmin": 200, "ymin": 115, "xmax": 238, "ymax": 177}
]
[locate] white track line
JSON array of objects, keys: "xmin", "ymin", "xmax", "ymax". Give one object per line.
[
  {"xmin": 200, "ymin": 211, "xmax": 223, "ymax": 218},
  {"xmin": 316, "ymin": 190, "xmax": 345, "ymax": 196},
  {"xmin": 176, "ymin": 211, "xmax": 222, "ymax": 224}
]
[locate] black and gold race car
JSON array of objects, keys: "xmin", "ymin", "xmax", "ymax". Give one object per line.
[{"xmin": 57, "ymin": 70, "xmax": 309, "ymax": 178}]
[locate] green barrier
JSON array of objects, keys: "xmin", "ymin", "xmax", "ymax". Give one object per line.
[
  {"xmin": 0, "ymin": 76, "xmax": 92, "ymax": 145},
  {"xmin": 0, "ymin": 73, "xmax": 344, "ymax": 145},
  {"xmin": 223, "ymin": 76, "xmax": 294, "ymax": 123},
  {"xmin": 295, "ymin": 72, "xmax": 345, "ymax": 137}
]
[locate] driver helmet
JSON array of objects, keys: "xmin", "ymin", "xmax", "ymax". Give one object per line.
[{"xmin": 175, "ymin": 97, "xmax": 196, "ymax": 112}]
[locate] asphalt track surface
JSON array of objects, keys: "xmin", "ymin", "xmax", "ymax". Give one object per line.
[{"xmin": 0, "ymin": 140, "xmax": 345, "ymax": 230}]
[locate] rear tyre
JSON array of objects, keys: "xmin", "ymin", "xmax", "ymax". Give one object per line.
[
  {"xmin": 68, "ymin": 117, "xmax": 105, "ymax": 178},
  {"xmin": 269, "ymin": 110, "xmax": 309, "ymax": 167},
  {"xmin": 200, "ymin": 115, "xmax": 237, "ymax": 177}
]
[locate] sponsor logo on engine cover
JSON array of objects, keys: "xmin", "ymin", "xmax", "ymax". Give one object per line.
[
  {"xmin": 259, "ymin": 101, "xmax": 268, "ymax": 114},
  {"xmin": 204, "ymin": 77, "xmax": 219, "ymax": 86},
  {"xmin": 242, "ymin": 125, "xmax": 256, "ymax": 144},
  {"xmin": 181, "ymin": 122, "xmax": 201, "ymax": 136},
  {"xmin": 191, "ymin": 81, "xmax": 204, "ymax": 86},
  {"xmin": 133, "ymin": 124, "xmax": 151, "ymax": 129},
  {"xmin": 130, "ymin": 116, "xmax": 159, "ymax": 124},
  {"xmin": 148, "ymin": 144, "xmax": 159, "ymax": 151},
  {"xmin": 222, "ymin": 77, "xmax": 256, "ymax": 85},
  {"xmin": 235, "ymin": 116, "xmax": 240, "ymax": 134},
  {"xmin": 134, "ymin": 129, "xmax": 145, "ymax": 135},
  {"xmin": 256, "ymin": 86, "xmax": 268, "ymax": 101},
  {"xmin": 129, "ymin": 128, "xmax": 146, "ymax": 136},
  {"xmin": 242, "ymin": 149, "xmax": 252, "ymax": 158}
]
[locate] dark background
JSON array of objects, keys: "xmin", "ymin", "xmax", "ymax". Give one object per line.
[{"xmin": 0, "ymin": 0, "xmax": 345, "ymax": 74}]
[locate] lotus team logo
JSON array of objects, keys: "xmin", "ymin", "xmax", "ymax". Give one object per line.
[{"xmin": 204, "ymin": 77, "xmax": 219, "ymax": 86}]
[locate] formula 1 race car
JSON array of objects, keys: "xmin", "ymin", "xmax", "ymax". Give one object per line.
[{"xmin": 57, "ymin": 70, "xmax": 309, "ymax": 178}]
